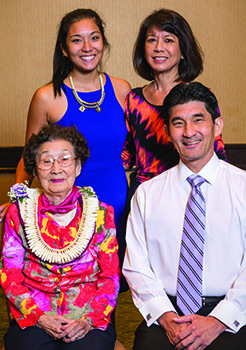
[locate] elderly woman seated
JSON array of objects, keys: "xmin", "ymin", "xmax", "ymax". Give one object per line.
[{"xmin": 0, "ymin": 125, "xmax": 120, "ymax": 350}]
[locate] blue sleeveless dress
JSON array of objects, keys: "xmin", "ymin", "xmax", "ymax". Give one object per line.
[{"xmin": 56, "ymin": 73, "xmax": 128, "ymax": 268}]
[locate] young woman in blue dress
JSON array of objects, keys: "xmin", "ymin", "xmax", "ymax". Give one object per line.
[{"xmin": 0, "ymin": 9, "xmax": 131, "ymax": 287}]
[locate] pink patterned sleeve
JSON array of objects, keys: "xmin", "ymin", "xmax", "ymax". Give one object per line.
[
  {"xmin": 0, "ymin": 204, "xmax": 44, "ymax": 328},
  {"xmin": 80, "ymin": 204, "xmax": 120, "ymax": 329}
]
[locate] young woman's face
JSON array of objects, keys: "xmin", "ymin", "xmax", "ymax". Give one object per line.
[
  {"xmin": 62, "ymin": 18, "xmax": 104, "ymax": 73},
  {"xmin": 145, "ymin": 27, "xmax": 183, "ymax": 76}
]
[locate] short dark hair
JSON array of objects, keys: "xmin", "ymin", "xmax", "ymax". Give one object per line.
[
  {"xmin": 133, "ymin": 9, "xmax": 203, "ymax": 82},
  {"xmin": 53, "ymin": 8, "xmax": 109, "ymax": 96},
  {"xmin": 23, "ymin": 125, "xmax": 90, "ymax": 175},
  {"xmin": 163, "ymin": 82, "xmax": 220, "ymax": 130}
]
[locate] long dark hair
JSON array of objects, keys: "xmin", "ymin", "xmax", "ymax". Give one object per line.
[
  {"xmin": 133, "ymin": 9, "xmax": 203, "ymax": 82},
  {"xmin": 52, "ymin": 8, "xmax": 109, "ymax": 96}
]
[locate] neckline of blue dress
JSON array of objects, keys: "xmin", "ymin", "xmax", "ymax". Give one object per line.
[{"xmin": 63, "ymin": 73, "xmax": 108, "ymax": 96}]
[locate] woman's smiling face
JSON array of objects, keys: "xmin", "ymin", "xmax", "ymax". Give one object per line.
[
  {"xmin": 62, "ymin": 18, "xmax": 105, "ymax": 73},
  {"xmin": 35, "ymin": 139, "xmax": 81, "ymax": 204},
  {"xmin": 145, "ymin": 27, "xmax": 182, "ymax": 76}
]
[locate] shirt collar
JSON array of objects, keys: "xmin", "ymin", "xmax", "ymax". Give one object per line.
[{"xmin": 177, "ymin": 153, "xmax": 220, "ymax": 186}]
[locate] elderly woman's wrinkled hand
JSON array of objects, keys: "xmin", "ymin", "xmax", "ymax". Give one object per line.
[
  {"xmin": 60, "ymin": 319, "xmax": 93, "ymax": 342},
  {"xmin": 36, "ymin": 315, "xmax": 71, "ymax": 339}
]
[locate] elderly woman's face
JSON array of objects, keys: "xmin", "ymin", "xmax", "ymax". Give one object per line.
[{"xmin": 35, "ymin": 139, "xmax": 81, "ymax": 204}]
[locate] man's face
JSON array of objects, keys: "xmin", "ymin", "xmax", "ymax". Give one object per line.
[{"xmin": 166, "ymin": 101, "xmax": 223, "ymax": 173}]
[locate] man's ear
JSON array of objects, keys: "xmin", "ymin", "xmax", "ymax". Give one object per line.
[
  {"xmin": 164, "ymin": 124, "xmax": 172, "ymax": 142},
  {"xmin": 214, "ymin": 117, "xmax": 224, "ymax": 138}
]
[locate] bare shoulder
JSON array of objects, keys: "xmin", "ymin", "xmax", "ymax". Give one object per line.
[
  {"xmin": 108, "ymin": 75, "xmax": 131, "ymax": 110},
  {"xmin": 109, "ymin": 75, "xmax": 131, "ymax": 96},
  {"xmin": 26, "ymin": 83, "xmax": 67, "ymax": 140},
  {"xmin": 31, "ymin": 83, "xmax": 56, "ymax": 105}
]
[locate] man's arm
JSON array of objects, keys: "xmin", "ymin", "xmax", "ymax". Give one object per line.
[{"xmin": 123, "ymin": 188, "xmax": 177, "ymax": 325}]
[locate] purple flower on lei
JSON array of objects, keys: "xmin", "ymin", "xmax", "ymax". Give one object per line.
[{"xmin": 8, "ymin": 182, "xmax": 29, "ymax": 203}]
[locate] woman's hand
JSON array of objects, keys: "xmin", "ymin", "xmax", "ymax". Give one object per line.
[
  {"xmin": 60, "ymin": 319, "xmax": 93, "ymax": 342},
  {"xmin": 36, "ymin": 315, "xmax": 71, "ymax": 339}
]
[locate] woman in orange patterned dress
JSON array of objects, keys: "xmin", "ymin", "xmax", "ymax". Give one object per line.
[{"xmin": 122, "ymin": 9, "xmax": 226, "ymax": 200}]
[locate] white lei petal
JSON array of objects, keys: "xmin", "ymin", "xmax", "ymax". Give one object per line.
[{"xmin": 20, "ymin": 188, "xmax": 99, "ymax": 264}]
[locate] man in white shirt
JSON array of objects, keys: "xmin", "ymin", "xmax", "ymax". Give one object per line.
[{"xmin": 123, "ymin": 82, "xmax": 246, "ymax": 350}]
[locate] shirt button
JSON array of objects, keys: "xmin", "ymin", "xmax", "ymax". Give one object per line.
[{"xmin": 54, "ymin": 287, "xmax": 61, "ymax": 293}]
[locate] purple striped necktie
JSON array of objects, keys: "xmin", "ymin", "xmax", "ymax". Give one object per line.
[{"xmin": 177, "ymin": 174, "xmax": 206, "ymax": 315}]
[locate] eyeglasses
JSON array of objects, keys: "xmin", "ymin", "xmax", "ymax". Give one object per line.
[{"xmin": 37, "ymin": 154, "xmax": 75, "ymax": 170}]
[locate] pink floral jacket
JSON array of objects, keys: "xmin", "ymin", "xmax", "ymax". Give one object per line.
[{"xmin": 0, "ymin": 186, "xmax": 120, "ymax": 330}]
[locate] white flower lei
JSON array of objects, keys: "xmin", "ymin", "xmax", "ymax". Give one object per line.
[{"xmin": 14, "ymin": 185, "xmax": 99, "ymax": 264}]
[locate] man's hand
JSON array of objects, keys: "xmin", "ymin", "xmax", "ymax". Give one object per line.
[
  {"xmin": 172, "ymin": 314, "xmax": 226, "ymax": 350},
  {"xmin": 157, "ymin": 311, "xmax": 191, "ymax": 345}
]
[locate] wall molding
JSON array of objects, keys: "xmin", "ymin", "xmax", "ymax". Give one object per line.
[
  {"xmin": 224, "ymin": 144, "xmax": 246, "ymax": 170},
  {"xmin": 0, "ymin": 145, "xmax": 245, "ymax": 174}
]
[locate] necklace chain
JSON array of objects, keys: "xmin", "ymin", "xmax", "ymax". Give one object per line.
[{"xmin": 69, "ymin": 74, "xmax": 105, "ymax": 113}]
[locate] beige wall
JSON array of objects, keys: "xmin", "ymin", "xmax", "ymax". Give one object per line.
[{"xmin": 0, "ymin": 0, "xmax": 245, "ymax": 148}]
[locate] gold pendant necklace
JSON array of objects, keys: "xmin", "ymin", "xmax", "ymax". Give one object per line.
[{"xmin": 69, "ymin": 74, "xmax": 105, "ymax": 113}]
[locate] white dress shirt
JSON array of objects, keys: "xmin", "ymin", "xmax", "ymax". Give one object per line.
[{"xmin": 123, "ymin": 154, "xmax": 246, "ymax": 333}]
